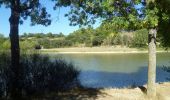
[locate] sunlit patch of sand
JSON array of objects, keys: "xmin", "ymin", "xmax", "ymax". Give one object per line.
[{"xmin": 98, "ymin": 82, "xmax": 170, "ymax": 100}]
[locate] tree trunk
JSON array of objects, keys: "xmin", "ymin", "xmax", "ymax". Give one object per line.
[
  {"xmin": 147, "ymin": 29, "xmax": 157, "ymax": 97},
  {"xmin": 9, "ymin": 9, "xmax": 22, "ymax": 100}
]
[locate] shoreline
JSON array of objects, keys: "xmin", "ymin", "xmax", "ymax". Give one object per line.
[
  {"xmin": 32, "ymin": 82, "xmax": 170, "ymax": 100},
  {"xmin": 97, "ymin": 82, "xmax": 170, "ymax": 100},
  {"xmin": 41, "ymin": 51, "xmax": 167, "ymax": 54},
  {"xmin": 40, "ymin": 47, "xmax": 168, "ymax": 54}
]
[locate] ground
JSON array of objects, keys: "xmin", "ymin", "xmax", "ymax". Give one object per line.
[
  {"xmin": 41, "ymin": 47, "xmax": 166, "ymax": 54},
  {"xmin": 32, "ymin": 82, "xmax": 170, "ymax": 100},
  {"xmin": 98, "ymin": 82, "xmax": 170, "ymax": 100}
]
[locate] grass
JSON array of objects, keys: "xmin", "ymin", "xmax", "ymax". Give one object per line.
[{"xmin": 0, "ymin": 52, "xmax": 80, "ymax": 99}]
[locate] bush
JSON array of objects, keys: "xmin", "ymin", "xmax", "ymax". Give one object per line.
[
  {"xmin": 0, "ymin": 53, "xmax": 80, "ymax": 97},
  {"xmin": 52, "ymin": 39, "xmax": 72, "ymax": 48},
  {"xmin": 92, "ymin": 36, "xmax": 104, "ymax": 46},
  {"xmin": 113, "ymin": 33, "xmax": 122, "ymax": 45},
  {"xmin": 131, "ymin": 29, "xmax": 148, "ymax": 47},
  {"xmin": 20, "ymin": 40, "xmax": 38, "ymax": 50},
  {"xmin": 38, "ymin": 38, "xmax": 51, "ymax": 49},
  {"xmin": 1, "ymin": 40, "xmax": 10, "ymax": 50}
]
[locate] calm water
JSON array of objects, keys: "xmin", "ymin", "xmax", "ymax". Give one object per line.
[{"xmin": 53, "ymin": 52, "xmax": 170, "ymax": 88}]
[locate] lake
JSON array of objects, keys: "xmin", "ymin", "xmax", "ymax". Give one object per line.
[{"xmin": 53, "ymin": 52, "xmax": 170, "ymax": 88}]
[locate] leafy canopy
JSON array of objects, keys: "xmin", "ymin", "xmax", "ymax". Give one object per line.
[
  {"xmin": 0, "ymin": 0, "xmax": 51, "ymax": 26},
  {"xmin": 55, "ymin": 0, "xmax": 170, "ymax": 47},
  {"xmin": 54, "ymin": 0, "xmax": 144, "ymax": 29},
  {"xmin": 54, "ymin": 0, "xmax": 168, "ymax": 28}
]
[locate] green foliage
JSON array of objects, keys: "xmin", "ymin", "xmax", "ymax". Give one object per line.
[
  {"xmin": 17, "ymin": 27, "xmax": 159, "ymax": 49},
  {"xmin": 66, "ymin": 27, "xmax": 94, "ymax": 47},
  {"xmin": 19, "ymin": 33, "xmax": 69, "ymax": 49},
  {"xmin": 20, "ymin": 32, "xmax": 65, "ymax": 39},
  {"xmin": 158, "ymin": 19, "xmax": 170, "ymax": 48},
  {"xmin": 20, "ymin": 40, "xmax": 37, "ymax": 51},
  {"xmin": 131, "ymin": 29, "xmax": 148, "ymax": 47},
  {"xmin": 0, "ymin": 34, "xmax": 6, "ymax": 49},
  {"xmin": 113, "ymin": 32, "xmax": 133, "ymax": 47},
  {"xmin": 1, "ymin": 39, "xmax": 10, "ymax": 50},
  {"xmin": 156, "ymin": 0, "xmax": 170, "ymax": 48},
  {"xmin": 55, "ymin": 0, "xmax": 140, "ymax": 27},
  {"xmin": 92, "ymin": 35, "xmax": 103, "ymax": 46},
  {"xmin": 54, "ymin": 0, "xmax": 170, "ymax": 48},
  {"xmin": 38, "ymin": 38, "xmax": 72, "ymax": 48},
  {"xmin": 0, "ymin": 53, "xmax": 80, "ymax": 97},
  {"xmin": 0, "ymin": 28, "xmax": 163, "ymax": 50},
  {"xmin": 113, "ymin": 33, "xmax": 122, "ymax": 45},
  {"xmin": 51, "ymin": 39, "xmax": 72, "ymax": 48},
  {"xmin": 1, "ymin": 38, "xmax": 38, "ymax": 51},
  {"xmin": 38, "ymin": 38, "xmax": 51, "ymax": 48},
  {"xmin": 0, "ymin": 0, "xmax": 51, "ymax": 26}
]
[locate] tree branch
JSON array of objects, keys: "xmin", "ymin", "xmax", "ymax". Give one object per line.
[{"xmin": 20, "ymin": 0, "xmax": 38, "ymax": 12}]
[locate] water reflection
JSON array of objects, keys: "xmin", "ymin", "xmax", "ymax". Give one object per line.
[
  {"xmin": 51, "ymin": 53, "xmax": 170, "ymax": 88},
  {"xmin": 79, "ymin": 67, "xmax": 170, "ymax": 88}
]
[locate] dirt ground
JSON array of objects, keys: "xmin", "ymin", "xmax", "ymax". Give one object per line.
[
  {"xmin": 42, "ymin": 47, "xmax": 143, "ymax": 53},
  {"xmin": 41, "ymin": 47, "xmax": 167, "ymax": 54},
  {"xmin": 32, "ymin": 82, "xmax": 170, "ymax": 100},
  {"xmin": 97, "ymin": 82, "xmax": 170, "ymax": 100}
]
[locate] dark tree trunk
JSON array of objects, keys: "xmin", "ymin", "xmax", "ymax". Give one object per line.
[
  {"xmin": 9, "ymin": 9, "xmax": 22, "ymax": 100},
  {"xmin": 147, "ymin": 29, "xmax": 157, "ymax": 97}
]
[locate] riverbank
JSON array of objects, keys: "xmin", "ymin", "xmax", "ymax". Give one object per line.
[
  {"xmin": 40, "ymin": 47, "xmax": 168, "ymax": 54},
  {"xmin": 32, "ymin": 82, "xmax": 170, "ymax": 100},
  {"xmin": 97, "ymin": 82, "xmax": 170, "ymax": 100}
]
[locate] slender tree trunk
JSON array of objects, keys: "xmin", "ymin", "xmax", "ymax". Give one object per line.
[
  {"xmin": 9, "ymin": 9, "xmax": 22, "ymax": 100},
  {"xmin": 147, "ymin": 29, "xmax": 157, "ymax": 97}
]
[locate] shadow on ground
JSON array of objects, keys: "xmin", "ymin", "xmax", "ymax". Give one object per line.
[{"xmin": 30, "ymin": 87, "xmax": 104, "ymax": 100}]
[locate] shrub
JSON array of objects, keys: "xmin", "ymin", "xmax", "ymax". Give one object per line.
[
  {"xmin": 92, "ymin": 36, "xmax": 104, "ymax": 46},
  {"xmin": 113, "ymin": 33, "xmax": 122, "ymax": 45},
  {"xmin": 20, "ymin": 40, "xmax": 38, "ymax": 50},
  {"xmin": 131, "ymin": 29, "xmax": 148, "ymax": 47},
  {"xmin": 1, "ymin": 40, "xmax": 10, "ymax": 50},
  {"xmin": 0, "ymin": 53, "xmax": 80, "ymax": 97}
]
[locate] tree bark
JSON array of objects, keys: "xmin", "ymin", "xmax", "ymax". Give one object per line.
[
  {"xmin": 9, "ymin": 9, "xmax": 22, "ymax": 99},
  {"xmin": 147, "ymin": 29, "xmax": 157, "ymax": 97}
]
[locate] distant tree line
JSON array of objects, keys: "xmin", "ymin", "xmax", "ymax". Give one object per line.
[
  {"xmin": 0, "ymin": 26, "xmax": 163, "ymax": 50},
  {"xmin": 21, "ymin": 32, "xmax": 65, "ymax": 38}
]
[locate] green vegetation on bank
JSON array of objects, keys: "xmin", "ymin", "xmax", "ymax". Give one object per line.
[
  {"xmin": 0, "ymin": 27, "xmax": 164, "ymax": 51},
  {"xmin": 0, "ymin": 52, "xmax": 80, "ymax": 98}
]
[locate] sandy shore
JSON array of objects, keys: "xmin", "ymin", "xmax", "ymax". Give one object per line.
[
  {"xmin": 97, "ymin": 82, "xmax": 170, "ymax": 100},
  {"xmin": 41, "ymin": 47, "xmax": 168, "ymax": 54},
  {"xmin": 33, "ymin": 82, "xmax": 170, "ymax": 100}
]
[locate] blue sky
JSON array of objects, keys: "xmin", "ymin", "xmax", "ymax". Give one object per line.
[{"xmin": 0, "ymin": 1, "xmax": 100, "ymax": 37}]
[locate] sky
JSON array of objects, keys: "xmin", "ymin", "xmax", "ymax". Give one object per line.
[{"xmin": 0, "ymin": 1, "xmax": 100, "ymax": 37}]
